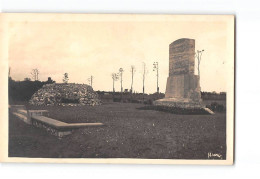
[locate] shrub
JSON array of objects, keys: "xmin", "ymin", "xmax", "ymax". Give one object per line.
[{"xmin": 206, "ymin": 102, "xmax": 226, "ymax": 112}]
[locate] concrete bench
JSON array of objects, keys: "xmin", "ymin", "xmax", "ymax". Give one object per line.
[
  {"xmin": 28, "ymin": 110, "xmax": 49, "ymax": 116},
  {"xmin": 13, "ymin": 109, "xmax": 31, "ymax": 124},
  {"xmin": 10, "ymin": 106, "xmax": 104, "ymax": 138},
  {"xmin": 13, "ymin": 109, "xmax": 49, "ymax": 124},
  {"xmin": 10, "ymin": 105, "xmax": 26, "ymax": 113},
  {"xmin": 31, "ymin": 115, "xmax": 104, "ymax": 138},
  {"xmin": 27, "ymin": 110, "xmax": 49, "ymax": 124},
  {"xmin": 31, "ymin": 115, "xmax": 103, "ymax": 129},
  {"xmin": 10, "ymin": 105, "xmax": 26, "ymax": 109},
  {"xmin": 17, "ymin": 109, "xmax": 27, "ymax": 115},
  {"xmin": 12, "ymin": 112, "xmax": 29, "ymax": 124}
]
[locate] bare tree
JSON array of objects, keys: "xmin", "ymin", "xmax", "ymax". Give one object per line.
[
  {"xmin": 63, "ymin": 73, "xmax": 69, "ymax": 84},
  {"xmin": 195, "ymin": 50, "xmax": 205, "ymax": 77},
  {"xmin": 88, "ymin": 75, "xmax": 94, "ymax": 87},
  {"xmin": 112, "ymin": 73, "xmax": 119, "ymax": 101},
  {"xmin": 153, "ymin": 61, "xmax": 159, "ymax": 94},
  {"xmin": 142, "ymin": 62, "xmax": 148, "ymax": 103},
  {"xmin": 31, "ymin": 69, "xmax": 39, "ymax": 81},
  {"xmin": 119, "ymin": 68, "xmax": 124, "ymax": 102},
  {"xmin": 112, "ymin": 73, "xmax": 119, "ymax": 93},
  {"xmin": 130, "ymin": 65, "xmax": 136, "ymax": 93}
]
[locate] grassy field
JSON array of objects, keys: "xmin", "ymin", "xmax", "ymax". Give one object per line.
[{"xmin": 9, "ymin": 102, "xmax": 226, "ymax": 159}]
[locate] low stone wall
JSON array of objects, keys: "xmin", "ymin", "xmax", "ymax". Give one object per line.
[
  {"xmin": 11, "ymin": 105, "xmax": 104, "ymax": 138},
  {"xmin": 31, "ymin": 119, "xmax": 72, "ymax": 138},
  {"xmin": 27, "ymin": 110, "xmax": 49, "ymax": 124}
]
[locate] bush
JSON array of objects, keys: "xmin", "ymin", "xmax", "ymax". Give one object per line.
[
  {"xmin": 144, "ymin": 99, "xmax": 153, "ymax": 105},
  {"xmin": 206, "ymin": 102, "xmax": 226, "ymax": 112}
]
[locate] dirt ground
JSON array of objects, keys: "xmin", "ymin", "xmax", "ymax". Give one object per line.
[{"xmin": 9, "ymin": 102, "xmax": 226, "ymax": 159}]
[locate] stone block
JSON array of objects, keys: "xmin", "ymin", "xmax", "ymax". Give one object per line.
[{"xmin": 155, "ymin": 38, "xmax": 206, "ymax": 111}]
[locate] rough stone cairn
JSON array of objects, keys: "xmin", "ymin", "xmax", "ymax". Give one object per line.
[{"xmin": 29, "ymin": 83, "xmax": 101, "ymax": 106}]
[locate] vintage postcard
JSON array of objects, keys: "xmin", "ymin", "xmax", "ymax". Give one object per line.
[{"xmin": 0, "ymin": 13, "xmax": 234, "ymax": 164}]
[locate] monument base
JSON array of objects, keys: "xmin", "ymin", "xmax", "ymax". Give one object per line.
[
  {"xmin": 153, "ymin": 98, "xmax": 214, "ymax": 114},
  {"xmin": 154, "ymin": 97, "xmax": 203, "ymax": 108}
]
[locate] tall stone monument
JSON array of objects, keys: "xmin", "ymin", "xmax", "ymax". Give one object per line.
[{"xmin": 154, "ymin": 38, "xmax": 203, "ymax": 108}]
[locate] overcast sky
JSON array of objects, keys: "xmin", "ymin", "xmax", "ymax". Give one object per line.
[{"xmin": 8, "ymin": 15, "xmax": 230, "ymax": 94}]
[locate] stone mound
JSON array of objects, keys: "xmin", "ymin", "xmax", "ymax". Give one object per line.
[{"xmin": 29, "ymin": 83, "xmax": 101, "ymax": 106}]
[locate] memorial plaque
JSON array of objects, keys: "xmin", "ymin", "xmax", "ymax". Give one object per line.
[{"xmin": 169, "ymin": 38, "xmax": 195, "ymax": 76}]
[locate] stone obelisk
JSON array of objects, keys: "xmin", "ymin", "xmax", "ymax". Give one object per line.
[{"xmin": 154, "ymin": 38, "xmax": 203, "ymax": 108}]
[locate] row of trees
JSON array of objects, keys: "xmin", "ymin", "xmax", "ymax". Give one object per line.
[
  {"xmin": 110, "ymin": 49, "xmax": 205, "ymax": 96},
  {"xmin": 111, "ymin": 62, "xmax": 159, "ymax": 102}
]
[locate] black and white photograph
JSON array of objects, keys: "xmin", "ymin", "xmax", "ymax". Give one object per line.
[{"xmin": 0, "ymin": 13, "xmax": 234, "ymax": 164}]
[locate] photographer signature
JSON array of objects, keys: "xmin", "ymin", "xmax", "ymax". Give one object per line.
[{"xmin": 208, "ymin": 152, "xmax": 223, "ymax": 159}]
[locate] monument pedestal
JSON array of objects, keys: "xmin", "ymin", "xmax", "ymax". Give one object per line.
[
  {"xmin": 155, "ymin": 73, "xmax": 204, "ymax": 109},
  {"xmin": 153, "ymin": 98, "xmax": 213, "ymax": 115},
  {"xmin": 154, "ymin": 38, "xmax": 213, "ymax": 114},
  {"xmin": 165, "ymin": 74, "xmax": 202, "ymax": 101},
  {"xmin": 154, "ymin": 97, "xmax": 204, "ymax": 109}
]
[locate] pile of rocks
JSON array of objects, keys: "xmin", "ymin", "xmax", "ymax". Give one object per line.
[{"xmin": 29, "ymin": 83, "xmax": 101, "ymax": 106}]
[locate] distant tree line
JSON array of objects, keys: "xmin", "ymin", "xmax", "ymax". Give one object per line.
[
  {"xmin": 97, "ymin": 91, "xmax": 226, "ymax": 104},
  {"xmin": 97, "ymin": 90, "xmax": 165, "ymax": 105},
  {"xmin": 8, "ymin": 74, "xmax": 226, "ymax": 104},
  {"xmin": 201, "ymin": 91, "xmax": 226, "ymax": 100},
  {"xmin": 8, "ymin": 77, "xmax": 55, "ymax": 103}
]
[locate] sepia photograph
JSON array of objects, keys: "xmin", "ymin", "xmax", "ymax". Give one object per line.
[{"xmin": 0, "ymin": 13, "xmax": 234, "ymax": 164}]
